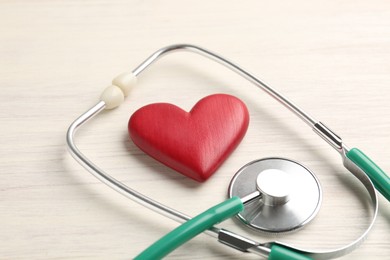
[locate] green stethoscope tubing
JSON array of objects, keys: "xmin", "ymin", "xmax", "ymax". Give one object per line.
[
  {"xmin": 66, "ymin": 44, "xmax": 388, "ymax": 259},
  {"xmin": 347, "ymin": 148, "xmax": 390, "ymax": 200},
  {"xmin": 134, "ymin": 197, "xmax": 245, "ymax": 260},
  {"xmin": 135, "ymin": 197, "xmax": 313, "ymax": 260}
]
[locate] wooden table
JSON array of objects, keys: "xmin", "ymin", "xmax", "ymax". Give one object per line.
[{"xmin": 1, "ymin": 1, "xmax": 389, "ymax": 259}]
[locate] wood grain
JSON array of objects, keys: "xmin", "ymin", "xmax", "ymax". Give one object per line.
[{"xmin": 1, "ymin": 1, "xmax": 390, "ymax": 259}]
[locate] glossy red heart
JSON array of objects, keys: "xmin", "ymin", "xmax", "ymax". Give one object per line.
[{"xmin": 128, "ymin": 94, "xmax": 249, "ymax": 182}]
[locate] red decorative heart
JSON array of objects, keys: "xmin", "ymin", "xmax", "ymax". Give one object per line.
[{"xmin": 128, "ymin": 94, "xmax": 249, "ymax": 182}]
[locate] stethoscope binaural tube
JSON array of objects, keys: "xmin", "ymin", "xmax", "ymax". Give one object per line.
[{"xmin": 67, "ymin": 44, "xmax": 386, "ymax": 259}]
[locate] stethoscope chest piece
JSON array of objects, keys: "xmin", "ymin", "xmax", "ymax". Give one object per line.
[{"xmin": 229, "ymin": 158, "xmax": 322, "ymax": 233}]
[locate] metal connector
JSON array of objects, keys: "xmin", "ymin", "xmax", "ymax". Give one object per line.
[
  {"xmin": 313, "ymin": 122, "xmax": 343, "ymax": 152},
  {"xmin": 218, "ymin": 229, "xmax": 270, "ymax": 257}
]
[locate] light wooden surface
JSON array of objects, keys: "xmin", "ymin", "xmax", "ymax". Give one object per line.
[{"xmin": 1, "ymin": 1, "xmax": 390, "ymax": 259}]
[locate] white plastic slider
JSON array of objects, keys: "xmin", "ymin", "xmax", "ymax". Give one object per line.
[{"xmin": 100, "ymin": 72, "xmax": 137, "ymax": 109}]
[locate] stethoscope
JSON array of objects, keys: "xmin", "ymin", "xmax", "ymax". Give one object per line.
[{"xmin": 67, "ymin": 44, "xmax": 390, "ymax": 259}]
